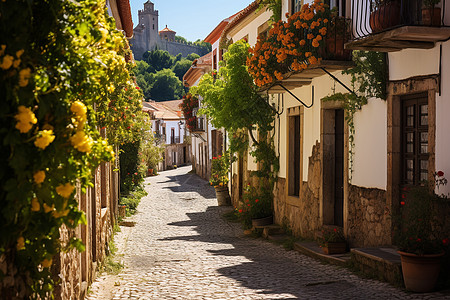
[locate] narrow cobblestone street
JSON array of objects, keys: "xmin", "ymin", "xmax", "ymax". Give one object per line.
[{"xmin": 86, "ymin": 166, "xmax": 449, "ymax": 300}]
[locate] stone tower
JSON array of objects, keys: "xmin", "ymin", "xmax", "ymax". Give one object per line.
[{"xmin": 131, "ymin": 0, "xmax": 159, "ymax": 59}]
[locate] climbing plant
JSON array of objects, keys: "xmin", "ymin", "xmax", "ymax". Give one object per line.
[
  {"xmin": 322, "ymin": 51, "xmax": 387, "ymax": 179},
  {"xmin": 192, "ymin": 40, "xmax": 279, "ymax": 211},
  {"xmin": 258, "ymin": 0, "xmax": 282, "ymax": 24},
  {"xmin": 0, "ymin": 0, "xmax": 145, "ymax": 297}
]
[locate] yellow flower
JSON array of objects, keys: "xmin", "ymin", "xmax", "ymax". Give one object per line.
[
  {"xmin": 41, "ymin": 258, "xmax": 52, "ymax": 268},
  {"xmin": 70, "ymin": 131, "xmax": 93, "ymax": 153},
  {"xmin": 56, "ymin": 183, "xmax": 74, "ymax": 198},
  {"xmin": 17, "ymin": 236, "xmax": 25, "ymax": 250},
  {"xmin": 34, "ymin": 130, "xmax": 55, "ymax": 149},
  {"xmin": 0, "ymin": 54, "xmax": 14, "ymax": 70},
  {"xmin": 31, "ymin": 198, "xmax": 40, "ymax": 212},
  {"xmin": 107, "ymin": 84, "xmax": 115, "ymax": 93},
  {"xmin": 14, "ymin": 106, "xmax": 37, "ymax": 133},
  {"xmin": 18, "ymin": 68, "xmax": 31, "ymax": 87},
  {"xmin": 70, "ymin": 101, "xmax": 87, "ymax": 116},
  {"xmin": 43, "ymin": 203, "xmax": 55, "ymax": 213},
  {"xmin": 33, "ymin": 170, "xmax": 45, "ymax": 184},
  {"xmin": 98, "ymin": 28, "xmax": 108, "ymax": 44}
]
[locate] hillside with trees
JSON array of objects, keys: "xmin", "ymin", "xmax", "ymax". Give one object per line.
[{"xmin": 134, "ymin": 45, "xmax": 207, "ymax": 101}]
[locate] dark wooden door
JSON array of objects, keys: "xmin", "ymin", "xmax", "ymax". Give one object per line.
[
  {"xmin": 334, "ymin": 109, "xmax": 344, "ymax": 227},
  {"xmin": 401, "ymin": 93, "xmax": 429, "ymax": 186}
]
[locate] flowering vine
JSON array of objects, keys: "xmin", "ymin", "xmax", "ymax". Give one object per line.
[
  {"xmin": 179, "ymin": 93, "xmax": 199, "ymax": 131},
  {"xmin": 0, "ymin": 0, "xmax": 145, "ymax": 297},
  {"xmin": 247, "ymin": 0, "xmax": 336, "ymax": 87}
]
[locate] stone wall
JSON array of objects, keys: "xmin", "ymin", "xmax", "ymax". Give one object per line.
[
  {"xmin": 158, "ymin": 40, "xmax": 208, "ymax": 58},
  {"xmin": 273, "ymin": 142, "xmax": 321, "ymax": 239},
  {"xmin": 347, "ymin": 185, "xmax": 390, "ymax": 247}
]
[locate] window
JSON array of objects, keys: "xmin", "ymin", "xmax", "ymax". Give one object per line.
[
  {"xmin": 287, "ymin": 107, "xmax": 303, "ymax": 197},
  {"xmin": 153, "ymin": 24, "xmax": 155, "ymax": 30},
  {"xmin": 291, "ymin": 0, "xmax": 302, "ymax": 14},
  {"xmin": 401, "ymin": 93, "xmax": 429, "ymax": 186}
]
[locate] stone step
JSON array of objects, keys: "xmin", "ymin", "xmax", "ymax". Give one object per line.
[
  {"xmin": 293, "ymin": 241, "xmax": 350, "ymax": 267},
  {"xmin": 350, "ymin": 247, "xmax": 403, "ymax": 286}
]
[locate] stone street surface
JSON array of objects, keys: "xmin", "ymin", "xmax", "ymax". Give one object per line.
[{"xmin": 86, "ymin": 166, "xmax": 450, "ymax": 300}]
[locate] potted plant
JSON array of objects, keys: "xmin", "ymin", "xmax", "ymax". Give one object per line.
[
  {"xmin": 240, "ymin": 181, "xmax": 273, "ymax": 227},
  {"xmin": 422, "ymin": 0, "xmax": 441, "ymax": 26},
  {"xmin": 325, "ymin": 8, "xmax": 352, "ymax": 60},
  {"xmin": 394, "ymin": 171, "xmax": 449, "ymax": 292},
  {"xmin": 210, "ymin": 152, "xmax": 231, "ymax": 206},
  {"xmin": 370, "ymin": 0, "xmax": 401, "ymax": 33},
  {"xmin": 318, "ymin": 226, "xmax": 347, "ymax": 254}
]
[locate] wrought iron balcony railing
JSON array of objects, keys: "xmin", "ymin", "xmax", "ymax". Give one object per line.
[{"xmin": 351, "ymin": 0, "xmax": 449, "ymax": 40}]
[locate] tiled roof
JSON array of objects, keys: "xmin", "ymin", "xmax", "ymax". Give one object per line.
[
  {"xmin": 159, "ymin": 26, "xmax": 176, "ymax": 34},
  {"xmin": 182, "ymin": 52, "xmax": 213, "ymax": 87},
  {"xmin": 142, "ymin": 100, "xmax": 183, "ymax": 120},
  {"xmin": 116, "ymin": 0, "xmax": 134, "ymax": 38},
  {"xmin": 219, "ymin": 1, "xmax": 259, "ymax": 48}
]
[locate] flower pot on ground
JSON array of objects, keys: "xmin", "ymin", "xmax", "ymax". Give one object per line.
[
  {"xmin": 318, "ymin": 226, "xmax": 347, "ymax": 254},
  {"xmin": 251, "ymin": 215, "xmax": 273, "ymax": 227},
  {"xmin": 394, "ymin": 171, "xmax": 450, "ymax": 292},
  {"xmin": 210, "ymin": 152, "xmax": 231, "ymax": 206},
  {"xmin": 215, "ymin": 185, "xmax": 231, "ymax": 206},
  {"xmin": 398, "ymin": 250, "xmax": 444, "ymax": 292}
]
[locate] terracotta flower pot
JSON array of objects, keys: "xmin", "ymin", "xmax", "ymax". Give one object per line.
[
  {"xmin": 322, "ymin": 242, "xmax": 347, "ymax": 255},
  {"xmin": 398, "ymin": 251, "xmax": 444, "ymax": 292},
  {"xmin": 422, "ymin": 7, "xmax": 441, "ymax": 27},
  {"xmin": 251, "ymin": 215, "xmax": 273, "ymax": 227},
  {"xmin": 369, "ymin": 2, "xmax": 401, "ymax": 33},
  {"xmin": 214, "ymin": 185, "xmax": 231, "ymax": 206}
]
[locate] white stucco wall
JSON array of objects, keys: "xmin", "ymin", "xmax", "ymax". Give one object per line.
[
  {"xmin": 228, "ymin": 10, "xmax": 272, "ymax": 47},
  {"xmin": 435, "ymin": 41, "xmax": 450, "ymax": 196},
  {"xmin": 389, "ymin": 47, "xmax": 440, "ymax": 81},
  {"xmin": 352, "ymin": 98, "xmax": 387, "ymax": 190}
]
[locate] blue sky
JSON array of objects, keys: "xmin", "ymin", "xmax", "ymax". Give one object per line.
[{"xmin": 129, "ymin": 0, "xmax": 254, "ymax": 42}]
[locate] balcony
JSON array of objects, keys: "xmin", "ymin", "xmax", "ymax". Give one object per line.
[
  {"xmin": 346, "ymin": 0, "xmax": 450, "ymax": 52},
  {"xmin": 189, "ymin": 117, "xmax": 205, "ymax": 133},
  {"xmin": 252, "ymin": 16, "xmax": 354, "ymax": 94},
  {"xmin": 170, "ymin": 136, "xmax": 180, "ymax": 144}
]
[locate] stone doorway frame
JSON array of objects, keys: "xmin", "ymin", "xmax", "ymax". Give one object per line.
[
  {"xmin": 387, "ymin": 75, "xmax": 438, "ymax": 223},
  {"xmin": 320, "ymin": 100, "xmax": 349, "ymax": 230}
]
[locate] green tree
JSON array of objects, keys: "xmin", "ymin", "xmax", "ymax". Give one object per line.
[
  {"xmin": 172, "ymin": 58, "xmax": 193, "ymax": 81},
  {"xmin": 186, "ymin": 53, "xmax": 200, "ymax": 61},
  {"xmin": 194, "ymin": 39, "xmax": 212, "ymax": 52},
  {"xmin": 143, "ymin": 49, "xmax": 173, "ymax": 72},
  {"xmin": 150, "ymin": 69, "xmax": 183, "ymax": 100}
]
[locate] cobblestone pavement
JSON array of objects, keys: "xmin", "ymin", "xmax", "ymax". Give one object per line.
[{"xmin": 86, "ymin": 166, "xmax": 450, "ymax": 300}]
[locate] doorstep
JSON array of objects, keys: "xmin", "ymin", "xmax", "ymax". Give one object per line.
[
  {"xmin": 293, "ymin": 241, "xmax": 350, "ymax": 267},
  {"xmin": 350, "ymin": 247, "xmax": 403, "ymax": 286}
]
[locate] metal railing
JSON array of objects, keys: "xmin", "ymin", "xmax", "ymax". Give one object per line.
[
  {"xmin": 351, "ymin": 0, "xmax": 448, "ymax": 40},
  {"xmin": 170, "ymin": 136, "xmax": 180, "ymax": 144},
  {"xmin": 190, "ymin": 117, "xmax": 205, "ymax": 132}
]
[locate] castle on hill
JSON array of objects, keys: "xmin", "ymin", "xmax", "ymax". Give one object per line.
[{"xmin": 130, "ymin": 1, "xmax": 207, "ymax": 60}]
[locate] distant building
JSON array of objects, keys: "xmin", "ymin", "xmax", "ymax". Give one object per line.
[{"xmin": 130, "ymin": 1, "xmax": 208, "ymax": 60}]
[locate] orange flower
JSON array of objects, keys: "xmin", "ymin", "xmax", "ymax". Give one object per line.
[
  {"xmin": 307, "ymin": 34, "xmax": 314, "ymax": 40},
  {"xmin": 305, "ymin": 52, "xmax": 312, "ymax": 57},
  {"xmin": 319, "ymin": 27, "xmax": 327, "ymax": 35},
  {"xmin": 299, "ymin": 39, "xmax": 306, "ymax": 46},
  {"xmin": 312, "ymin": 39, "xmax": 320, "ymax": 47}
]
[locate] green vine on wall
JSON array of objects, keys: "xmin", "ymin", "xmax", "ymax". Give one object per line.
[
  {"xmin": 322, "ymin": 51, "xmax": 387, "ymax": 180},
  {"xmin": 0, "ymin": 0, "xmax": 146, "ymax": 297},
  {"xmin": 258, "ymin": 0, "xmax": 282, "ymax": 24}
]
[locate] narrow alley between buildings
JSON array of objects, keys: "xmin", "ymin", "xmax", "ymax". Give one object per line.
[{"xmin": 86, "ymin": 166, "xmax": 448, "ymax": 300}]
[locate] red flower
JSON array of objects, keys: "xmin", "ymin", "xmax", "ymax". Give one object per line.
[
  {"xmin": 255, "ymin": 199, "xmax": 259, "ymax": 203},
  {"xmin": 417, "ymin": 238, "xmax": 422, "ymax": 242},
  {"xmin": 443, "ymin": 238, "xmax": 449, "ymax": 246},
  {"xmin": 401, "ymin": 194, "xmax": 406, "ymax": 199},
  {"xmin": 437, "ymin": 171, "xmax": 444, "ymax": 177},
  {"xmin": 134, "ymin": 172, "xmax": 138, "ymax": 175},
  {"xmin": 238, "ymin": 209, "xmax": 243, "ymax": 213},
  {"xmin": 333, "ymin": 228, "xmax": 337, "ymax": 232},
  {"xmin": 247, "ymin": 204, "xmax": 251, "ymax": 207},
  {"xmin": 136, "ymin": 86, "xmax": 140, "ymax": 90},
  {"xmin": 400, "ymin": 201, "xmax": 405, "ymax": 206}
]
